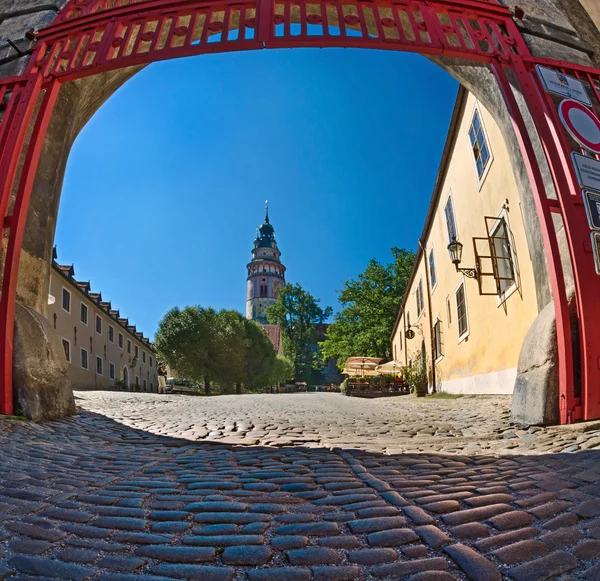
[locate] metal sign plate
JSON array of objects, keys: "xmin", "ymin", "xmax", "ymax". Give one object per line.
[
  {"xmin": 583, "ymin": 190, "xmax": 600, "ymax": 230},
  {"xmin": 537, "ymin": 65, "xmax": 592, "ymax": 106},
  {"xmin": 572, "ymin": 153, "xmax": 600, "ymax": 192},
  {"xmin": 591, "ymin": 232, "xmax": 600, "ymax": 275},
  {"xmin": 559, "ymin": 100, "xmax": 600, "ymax": 154}
]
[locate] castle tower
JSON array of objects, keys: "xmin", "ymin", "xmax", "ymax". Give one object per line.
[{"xmin": 246, "ymin": 204, "xmax": 286, "ymax": 324}]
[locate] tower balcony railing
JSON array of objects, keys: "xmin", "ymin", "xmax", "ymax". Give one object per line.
[{"xmin": 248, "ymin": 271, "xmax": 285, "ymax": 279}]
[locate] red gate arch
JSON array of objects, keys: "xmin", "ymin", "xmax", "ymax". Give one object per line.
[{"xmin": 0, "ymin": 0, "xmax": 598, "ymax": 424}]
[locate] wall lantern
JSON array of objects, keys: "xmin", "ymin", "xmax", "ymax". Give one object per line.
[{"xmin": 447, "ymin": 236, "xmax": 478, "ymax": 279}]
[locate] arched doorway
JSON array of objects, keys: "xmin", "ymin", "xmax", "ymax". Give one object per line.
[
  {"xmin": 0, "ymin": 0, "xmax": 598, "ymax": 425},
  {"xmin": 123, "ymin": 366, "xmax": 130, "ymax": 392}
]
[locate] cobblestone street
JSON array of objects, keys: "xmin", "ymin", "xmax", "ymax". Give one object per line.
[{"xmin": 0, "ymin": 392, "xmax": 598, "ymax": 580}]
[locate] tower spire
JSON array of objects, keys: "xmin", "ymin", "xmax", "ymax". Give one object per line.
[{"xmin": 265, "ymin": 199, "xmax": 269, "ymax": 223}]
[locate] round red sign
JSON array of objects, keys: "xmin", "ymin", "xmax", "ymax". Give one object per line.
[{"xmin": 558, "ymin": 99, "xmax": 600, "ymax": 154}]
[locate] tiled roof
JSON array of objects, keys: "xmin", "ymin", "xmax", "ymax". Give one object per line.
[
  {"xmin": 262, "ymin": 324, "xmax": 283, "ymax": 353},
  {"xmin": 53, "ymin": 247, "xmax": 153, "ymax": 351}
]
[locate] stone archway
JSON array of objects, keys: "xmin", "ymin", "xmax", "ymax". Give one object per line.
[{"xmin": 0, "ymin": 0, "xmax": 599, "ymax": 423}]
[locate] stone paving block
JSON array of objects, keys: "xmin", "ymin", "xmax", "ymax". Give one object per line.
[
  {"xmin": 192, "ymin": 524, "xmax": 238, "ymax": 535},
  {"xmin": 56, "ymin": 548, "xmax": 99, "ymax": 563},
  {"xmin": 8, "ymin": 555, "xmax": 94, "ymax": 581},
  {"xmin": 151, "ymin": 521, "xmax": 191, "ymax": 533},
  {"xmin": 182, "ymin": 534, "xmax": 264, "ymax": 546},
  {"xmin": 573, "ymin": 539, "xmax": 600, "ymax": 559},
  {"xmin": 272, "ymin": 536, "xmax": 310, "ymax": 550},
  {"xmin": 92, "ymin": 517, "xmax": 146, "ymax": 531},
  {"xmin": 274, "ymin": 522, "xmax": 339, "ymax": 536},
  {"xmin": 318, "ymin": 535, "xmax": 361, "ymax": 549},
  {"xmin": 222, "ymin": 545, "xmax": 272, "ymax": 565},
  {"xmin": 356, "ymin": 506, "xmax": 400, "ymax": 518},
  {"xmin": 474, "ymin": 527, "xmax": 538, "ymax": 552},
  {"xmin": 348, "ymin": 548, "xmax": 398, "ymax": 565},
  {"xmin": 509, "ymin": 550, "xmax": 578, "ymax": 581},
  {"xmin": 286, "ymin": 547, "xmax": 342, "ymax": 565},
  {"xmin": 405, "ymin": 573, "xmax": 457, "ymax": 581},
  {"xmin": 402, "ymin": 545, "xmax": 429, "ymax": 558},
  {"xmin": 582, "ymin": 562, "xmax": 600, "ymax": 580},
  {"xmin": 448, "ymin": 523, "xmax": 490, "ymax": 540},
  {"xmin": 491, "ymin": 540, "xmax": 548, "ymax": 565},
  {"xmin": 247, "ymin": 568, "xmax": 310, "ymax": 581},
  {"xmin": 371, "ymin": 557, "xmax": 450, "ymax": 578},
  {"xmin": 464, "ymin": 494, "xmax": 515, "ymax": 507},
  {"xmin": 7, "ymin": 522, "xmax": 66, "ymax": 541},
  {"xmin": 39, "ymin": 508, "xmax": 93, "ymax": 523},
  {"xmin": 312, "ymin": 565, "xmax": 361, "ymax": 580},
  {"xmin": 415, "ymin": 525, "xmax": 452, "ymax": 548},
  {"xmin": 112, "ymin": 532, "xmax": 173, "ymax": 544},
  {"xmin": 421, "ymin": 500, "xmax": 460, "ymax": 514},
  {"xmin": 487, "ymin": 510, "xmax": 535, "ymax": 531},
  {"xmin": 527, "ymin": 501, "xmax": 572, "ymax": 520},
  {"xmin": 347, "ymin": 516, "xmax": 408, "ymax": 534},
  {"xmin": 542, "ymin": 511, "xmax": 578, "ymax": 529},
  {"xmin": 150, "ymin": 564, "xmax": 235, "ymax": 580},
  {"xmin": 367, "ymin": 528, "xmax": 420, "ymax": 547},
  {"xmin": 444, "ymin": 543, "xmax": 501, "ymax": 581},
  {"xmin": 539, "ymin": 526, "xmax": 583, "ymax": 549},
  {"xmin": 572, "ymin": 499, "xmax": 600, "ymax": 518},
  {"xmin": 193, "ymin": 512, "xmax": 269, "ymax": 524},
  {"xmin": 184, "ymin": 502, "xmax": 247, "ymax": 512},
  {"xmin": 441, "ymin": 504, "xmax": 512, "ymax": 526},
  {"xmin": 9, "ymin": 540, "xmax": 54, "ymax": 555},
  {"xmin": 134, "ymin": 545, "xmax": 216, "ymax": 562},
  {"xmin": 96, "ymin": 556, "xmax": 147, "ymax": 572}
]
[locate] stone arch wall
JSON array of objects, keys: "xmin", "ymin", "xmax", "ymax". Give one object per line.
[{"xmin": 0, "ymin": 0, "xmax": 598, "ymax": 421}]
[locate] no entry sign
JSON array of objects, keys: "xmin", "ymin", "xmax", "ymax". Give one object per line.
[{"xmin": 559, "ymin": 99, "xmax": 600, "ymax": 154}]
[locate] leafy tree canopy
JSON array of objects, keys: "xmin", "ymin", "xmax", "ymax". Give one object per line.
[
  {"xmin": 155, "ymin": 306, "xmax": 276, "ymax": 394},
  {"xmin": 320, "ymin": 247, "xmax": 415, "ymax": 367},
  {"xmin": 267, "ymin": 283, "xmax": 332, "ymax": 383}
]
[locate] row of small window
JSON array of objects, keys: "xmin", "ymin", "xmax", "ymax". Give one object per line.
[
  {"xmin": 61, "ymin": 339, "xmax": 154, "ymax": 388},
  {"xmin": 402, "ymin": 281, "xmax": 469, "ymax": 356},
  {"xmin": 61, "ymin": 288, "xmax": 151, "ymax": 365}
]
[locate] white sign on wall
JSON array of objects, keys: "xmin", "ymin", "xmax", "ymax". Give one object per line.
[
  {"xmin": 572, "ymin": 153, "xmax": 600, "ymax": 192},
  {"xmin": 537, "ymin": 65, "xmax": 592, "ymax": 106}
]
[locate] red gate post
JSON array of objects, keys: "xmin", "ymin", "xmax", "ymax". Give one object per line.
[
  {"xmin": 492, "ymin": 60, "xmax": 576, "ymax": 425},
  {"xmin": 0, "ymin": 77, "xmax": 60, "ymax": 415},
  {"xmin": 510, "ymin": 57, "xmax": 600, "ymax": 422}
]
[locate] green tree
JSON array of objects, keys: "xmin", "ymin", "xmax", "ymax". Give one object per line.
[
  {"xmin": 154, "ymin": 306, "xmax": 219, "ymax": 394},
  {"xmin": 156, "ymin": 307, "xmax": 277, "ymax": 395},
  {"xmin": 267, "ymin": 283, "xmax": 332, "ymax": 382},
  {"xmin": 321, "ymin": 247, "xmax": 415, "ymax": 367},
  {"xmin": 270, "ymin": 355, "xmax": 295, "ymax": 388}
]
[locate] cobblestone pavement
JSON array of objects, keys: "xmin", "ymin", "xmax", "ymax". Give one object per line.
[{"xmin": 0, "ymin": 392, "xmax": 597, "ymax": 580}]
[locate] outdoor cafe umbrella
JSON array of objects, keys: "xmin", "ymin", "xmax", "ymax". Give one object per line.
[
  {"xmin": 342, "ymin": 357, "xmax": 383, "ymax": 377},
  {"xmin": 375, "ymin": 360, "xmax": 404, "ymax": 375}
]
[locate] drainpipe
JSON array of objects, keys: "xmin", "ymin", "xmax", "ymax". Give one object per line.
[
  {"xmin": 403, "ymin": 313, "xmax": 408, "ymax": 367},
  {"xmin": 419, "ymin": 239, "xmax": 437, "ymax": 394}
]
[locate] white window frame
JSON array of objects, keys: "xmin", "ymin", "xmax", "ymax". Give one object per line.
[
  {"xmin": 119, "ymin": 333, "xmax": 124, "ymax": 349},
  {"xmin": 444, "ymin": 190, "xmax": 459, "ymax": 244},
  {"xmin": 109, "ymin": 361, "xmax": 116, "ymax": 380},
  {"xmin": 108, "ymin": 325, "xmax": 115, "ymax": 343},
  {"xmin": 142, "ymin": 350, "xmax": 146, "ymax": 363},
  {"xmin": 433, "ymin": 317, "xmax": 444, "ymax": 364},
  {"xmin": 489, "ymin": 208, "xmax": 519, "ymax": 305},
  {"xmin": 455, "ymin": 278, "xmax": 470, "ymax": 344},
  {"xmin": 135, "ymin": 345, "xmax": 139, "ymax": 358},
  {"xmin": 95, "ymin": 315, "xmax": 102, "ymax": 336},
  {"xmin": 61, "ymin": 287, "xmax": 71, "ymax": 314},
  {"xmin": 416, "ymin": 279, "xmax": 424, "ymax": 320},
  {"xmin": 62, "ymin": 338, "xmax": 71, "ymax": 363},
  {"xmin": 80, "ymin": 348, "xmax": 89, "ymax": 370},
  {"xmin": 468, "ymin": 102, "xmax": 494, "ymax": 190},
  {"xmin": 96, "ymin": 356, "xmax": 103, "ymax": 376},
  {"xmin": 80, "ymin": 302, "xmax": 88, "ymax": 325},
  {"xmin": 428, "ymin": 248, "xmax": 437, "ymax": 293}
]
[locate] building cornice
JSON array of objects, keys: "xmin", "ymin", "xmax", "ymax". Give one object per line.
[{"xmin": 52, "ymin": 253, "xmax": 155, "ymax": 352}]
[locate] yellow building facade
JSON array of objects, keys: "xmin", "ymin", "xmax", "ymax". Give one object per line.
[{"xmin": 391, "ymin": 88, "xmax": 539, "ymax": 394}]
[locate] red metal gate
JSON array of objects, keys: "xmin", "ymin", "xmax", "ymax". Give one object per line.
[{"xmin": 0, "ymin": 0, "xmax": 598, "ymax": 423}]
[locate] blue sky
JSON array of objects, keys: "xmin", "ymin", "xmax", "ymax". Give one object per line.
[{"xmin": 56, "ymin": 48, "xmax": 458, "ymax": 338}]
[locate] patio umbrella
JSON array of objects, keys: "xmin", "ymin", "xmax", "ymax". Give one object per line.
[
  {"xmin": 375, "ymin": 360, "xmax": 404, "ymax": 375},
  {"xmin": 342, "ymin": 357, "xmax": 383, "ymax": 377}
]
